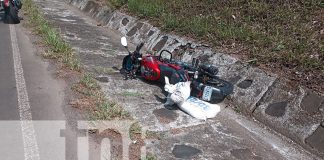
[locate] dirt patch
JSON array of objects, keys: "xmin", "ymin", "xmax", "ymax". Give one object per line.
[
  {"xmin": 129, "ymin": 133, "xmax": 145, "ymax": 160},
  {"xmin": 89, "ymin": 129, "xmax": 123, "ymax": 159},
  {"xmin": 153, "ymin": 108, "xmax": 179, "ymax": 124},
  {"xmin": 170, "ymin": 128, "xmax": 183, "ymax": 135}
]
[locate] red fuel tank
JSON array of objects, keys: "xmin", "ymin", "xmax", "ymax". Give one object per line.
[{"xmin": 140, "ymin": 56, "xmax": 161, "ymax": 81}]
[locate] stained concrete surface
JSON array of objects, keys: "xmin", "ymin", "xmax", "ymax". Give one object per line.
[
  {"xmin": 254, "ymin": 81, "xmax": 324, "ymax": 157},
  {"xmin": 32, "ymin": 0, "xmax": 323, "ymax": 159}
]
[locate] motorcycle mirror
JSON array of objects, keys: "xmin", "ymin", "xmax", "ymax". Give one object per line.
[
  {"xmin": 159, "ymin": 50, "xmax": 172, "ymax": 62},
  {"xmin": 121, "ymin": 37, "xmax": 128, "ymax": 47}
]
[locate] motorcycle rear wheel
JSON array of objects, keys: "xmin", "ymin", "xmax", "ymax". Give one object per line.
[{"xmin": 206, "ymin": 77, "xmax": 234, "ymax": 96}]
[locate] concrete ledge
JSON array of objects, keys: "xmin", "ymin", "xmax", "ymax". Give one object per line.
[
  {"xmin": 65, "ymin": 0, "xmax": 324, "ymax": 157},
  {"xmin": 254, "ymin": 81, "xmax": 324, "ymax": 156}
]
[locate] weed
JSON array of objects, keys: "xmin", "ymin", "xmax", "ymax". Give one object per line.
[
  {"xmin": 233, "ymin": 106, "xmax": 241, "ymax": 114},
  {"xmin": 76, "ymin": 74, "xmax": 130, "ymax": 120},
  {"xmin": 127, "ymin": 0, "xmax": 164, "ymax": 18},
  {"xmin": 145, "ymin": 130, "xmax": 163, "ymax": 140},
  {"xmin": 162, "ymin": 14, "xmax": 180, "ymax": 31},
  {"xmin": 141, "ymin": 153, "xmax": 157, "ymax": 160},
  {"xmin": 188, "ymin": 16, "xmax": 210, "ymax": 37},
  {"xmin": 129, "ymin": 122, "xmax": 142, "ymax": 140},
  {"xmin": 23, "ymin": 0, "xmax": 81, "ymax": 71},
  {"xmin": 122, "ymin": 91, "xmax": 143, "ymax": 97},
  {"xmin": 80, "ymin": 73, "xmax": 99, "ymax": 90},
  {"xmin": 73, "ymin": 74, "xmax": 130, "ymax": 120},
  {"xmin": 24, "ymin": 0, "xmax": 129, "ymax": 120},
  {"xmin": 90, "ymin": 101, "xmax": 130, "ymax": 120},
  {"xmin": 105, "ymin": 0, "xmax": 127, "ymax": 9}
]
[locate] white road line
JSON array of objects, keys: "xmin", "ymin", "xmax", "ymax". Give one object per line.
[{"xmin": 10, "ymin": 25, "xmax": 40, "ymax": 160}]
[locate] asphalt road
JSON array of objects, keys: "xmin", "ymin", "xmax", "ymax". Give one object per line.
[
  {"xmin": 0, "ymin": 11, "xmax": 25, "ymax": 160},
  {"xmin": 0, "ymin": 10, "xmax": 88, "ymax": 160},
  {"xmin": 0, "ymin": 12, "xmax": 20, "ymax": 121}
]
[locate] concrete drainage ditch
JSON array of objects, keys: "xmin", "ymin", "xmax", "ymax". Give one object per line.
[{"xmin": 35, "ymin": 0, "xmax": 324, "ymax": 158}]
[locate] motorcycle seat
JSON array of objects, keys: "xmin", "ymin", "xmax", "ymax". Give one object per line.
[{"xmin": 158, "ymin": 62, "xmax": 182, "ymax": 70}]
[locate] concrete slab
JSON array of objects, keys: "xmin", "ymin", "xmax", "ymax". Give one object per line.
[
  {"xmin": 145, "ymin": 108, "xmax": 317, "ymax": 160},
  {"xmin": 107, "ymin": 11, "xmax": 138, "ymax": 36},
  {"xmin": 305, "ymin": 125, "xmax": 324, "ymax": 155},
  {"xmin": 127, "ymin": 22, "xmax": 153, "ymax": 44},
  {"xmin": 68, "ymin": 0, "xmax": 88, "ymax": 10},
  {"xmin": 100, "ymin": 74, "xmax": 207, "ymax": 131},
  {"xmin": 300, "ymin": 90, "xmax": 324, "ymax": 116},
  {"xmin": 254, "ymin": 81, "xmax": 324, "ymax": 156},
  {"xmin": 213, "ymin": 62, "xmax": 277, "ymax": 114}
]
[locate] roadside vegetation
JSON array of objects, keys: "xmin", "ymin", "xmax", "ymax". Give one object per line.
[
  {"xmin": 23, "ymin": 0, "xmax": 130, "ymax": 120},
  {"xmin": 24, "ymin": 0, "xmax": 81, "ymax": 71},
  {"xmin": 73, "ymin": 73, "xmax": 130, "ymax": 120},
  {"xmin": 129, "ymin": 122, "xmax": 159, "ymax": 160},
  {"xmin": 142, "ymin": 154, "xmax": 157, "ymax": 160},
  {"xmin": 106, "ymin": 0, "xmax": 324, "ymax": 92},
  {"xmin": 23, "ymin": 0, "xmax": 159, "ymax": 158}
]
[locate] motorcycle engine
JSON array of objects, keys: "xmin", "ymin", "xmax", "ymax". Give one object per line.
[{"xmin": 141, "ymin": 66, "xmax": 157, "ymax": 77}]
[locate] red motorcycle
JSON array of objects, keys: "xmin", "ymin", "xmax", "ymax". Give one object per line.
[
  {"xmin": 121, "ymin": 37, "xmax": 188, "ymax": 84},
  {"xmin": 121, "ymin": 37, "xmax": 233, "ymax": 103}
]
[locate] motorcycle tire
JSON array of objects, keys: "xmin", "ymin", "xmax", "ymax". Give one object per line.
[
  {"xmin": 206, "ymin": 77, "xmax": 234, "ymax": 96},
  {"xmin": 7, "ymin": 3, "xmax": 20, "ymax": 24},
  {"xmin": 122, "ymin": 54, "xmax": 133, "ymax": 72},
  {"xmin": 200, "ymin": 65, "xmax": 219, "ymax": 77}
]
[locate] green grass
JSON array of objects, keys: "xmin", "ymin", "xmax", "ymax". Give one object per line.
[
  {"xmin": 23, "ymin": 0, "xmax": 138, "ymax": 146},
  {"xmin": 76, "ymin": 77, "xmax": 130, "ymax": 121},
  {"xmin": 129, "ymin": 122, "xmax": 142, "ymax": 140},
  {"xmin": 145, "ymin": 130, "xmax": 163, "ymax": 140},
  {"xmin": 80, "ymin": 73, "xmax": 100, "ymax": 90},
  {"xmin": 90, "ymin": 101, "xmax": 130, "ymax": 120},
  {"xmin": 23, "ymin": 0, "xmax": 81, "ymax": 71},
  {"xmin": 24, "ymin": 0, "xmax": 130, "ymax": 120},
  {"xmin": 122, "ymin": 91, "xmax": 144, "ymax": 97},
  {"xmin": 105, "ymin": 0, "xmax": 127, "ymax": 9},
  {"xmin": 106, "ymin": 0, "xmax": 324, "ymax": 79},
  {"xmin": 127, "ymin": 0, "xmax": 164, "ymax": 18},
  {"xmin": 162, "ymin": 14, "xmax": 180, "ymax": 31},
  {"xmin": 141, "ymin": 153, "xmax": 157, "ymax": 160},
  {"xmin": 76, "ymin": 74, "xmax": 130, "ymax": 120}
]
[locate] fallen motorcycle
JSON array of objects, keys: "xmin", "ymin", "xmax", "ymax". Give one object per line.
[
  {"xmin": 121, "ymin": 37, "xmax": 188, "ymax": 84},
  {"xmin": 120, "ymin": 37, "xmax": 233, "ymax": 103}
]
